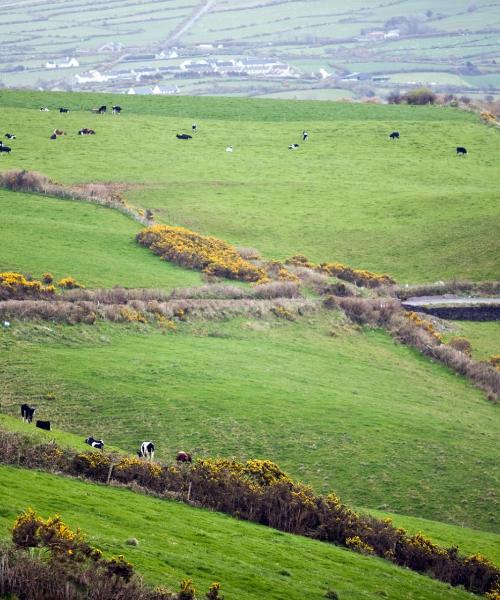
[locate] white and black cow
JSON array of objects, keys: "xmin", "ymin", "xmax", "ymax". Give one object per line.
[
  {"xmin": 288, "ymin": 143, "xmax": 299, "ymax": 150},
  {"xmin": 192, "ymin": 123, "xmax": 197, "ymax": 133},
  {"xmin": 138, "ymin": 441, "xmax": 155, "ymax": 461},
  {"xmin": 36, "ymin": 420, "xmax": 51, "ymax": 431},
  {"xmin": 5, "ymin": 133, "xmax": 16, "ymax": 140},
  {"xmin": 59, "ymin": 107, "xmax": 70, "ymax": 113},
  {"xmin": 456, "ymin": 146, "xmax": 468, "ymax": 156},
  {"xmin": 21, "ymin": 404, "xmax": 36, "ymax": 423},
  {"xmin": 302, "ymin": 130, "xmax": 308, "ymax": 141},
  {"xmin": 40, "ymin": 107, "xmax": 50, "ymax": 112},
  {"xmin": 85, "ymin": 436, "xmax": 104, "ymax": 450},
  {"xmin": 112, "ymin": 105, "xmax": 122, "ymax": 114},
  {"xmin": 176, "ymin": 133, "xmax": 192, "ymax": 140}
]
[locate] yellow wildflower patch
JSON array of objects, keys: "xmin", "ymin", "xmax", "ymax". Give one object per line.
[{"xmin": 137, "ymin": 225, "xmax": 267, "ymax": 283}]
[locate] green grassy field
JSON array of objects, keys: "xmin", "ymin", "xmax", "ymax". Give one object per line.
[
  {"xmin": 1, "ymin": 315, "xmax": 498, "ymax": 533},
  {"xmin": 1, "ymin": 90, "xmax": 498, "ymax": 283},
  {"xmin": 0, "ymin": 464, "xmax": 489, "ymax": 600},
  {"xmin": 0, "ymin": 188, "xmax": 201, "ymax": 289},
  {"xmin": 445, "ymin": 321, "xmax": 500, "ymax": 361}
]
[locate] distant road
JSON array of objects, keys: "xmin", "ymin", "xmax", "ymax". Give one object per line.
[{"xmin": 168, "ymin": 0, "xmax": 216, "ymax": 44}]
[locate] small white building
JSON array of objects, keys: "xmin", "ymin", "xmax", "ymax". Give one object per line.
[{"xmin": 74, "ymin": 69, "xmax": 110, "ymax": 84}]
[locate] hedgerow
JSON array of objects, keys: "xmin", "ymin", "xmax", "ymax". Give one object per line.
[
  {"xmin": 0, "ymin": 431, "xmax": 498, "ymax": 598},
  {"xmin": 0, "ymin": 272, "xmax": 55, "ymax": 300}
]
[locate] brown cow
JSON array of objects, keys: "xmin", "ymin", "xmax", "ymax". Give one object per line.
[{"xmin": 176, "ymin": 451, "xmax": 192, "ymax": 463}]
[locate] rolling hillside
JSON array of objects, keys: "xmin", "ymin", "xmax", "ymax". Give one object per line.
[
  {"xmin": 0, "ymin": 464, "xmax": 492, "ymax": 600},
  {"xmin": 0, "ymin": 90, "xmax": 498, "ymax": 599},
  {"xmin": 1, "ymin": 90, "xmax": 499, "ymax": 282}
]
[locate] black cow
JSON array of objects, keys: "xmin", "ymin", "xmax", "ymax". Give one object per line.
[
  {"xmin": 302, "ymin": 130, "xmax": 308, "ymax": 141},
  {"xmin": 112, "ymin": 105, "xmax": 122, "ymax": 114},
  {"xmin": 176, "ymin": 133, "xmax": 192, "ymax": 140},
  {"xmin": 456, "ymin": 146, "xmax": 468, "ymax": 155},
  {"xmin": 5, "ymin": 133, "xmax": 16, "ymax": 139},
  {"xmin": 138, "ymin": 441, "xmax": 155, "ymax": 460},
  {"xmin": 97, "ymin": 105, "xmax": 107, "ymax": 114},
  {"xmin": 36, "ymin": 420, "xmax": 51, "ymax": 431},
  {"xmin": 21, "ymin": 404, "xmax": 36, "ymax": 423},
  {"xmin": 85, "ymin": 436, "xmax": 104, "ymax": 450},
  {"xmin": 59, "ymin": 107, "xmax": 69, "ymax": 113},
  {"xmin": 50, "ymin": 133, "xmax": 57, "ymax": 140},
  {"xmin": 288, "ymin": 143, "xmax": 299, "ymax": 150},
  {"xmin": 176, "ymin": 451, "xmax": 192, "ymax": 463},
  {"xmin": 389, "ymin": 131, "xmax": 400, "ymax": 140},
  {"xmin": 0, "ymin": 145, "xmax": 11, "ymax": 153}
]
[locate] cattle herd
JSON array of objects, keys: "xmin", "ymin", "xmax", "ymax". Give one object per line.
[
  {"xmin": 20, "ymin": 403, "xmax": 191, "ymax": 464},
  {"xmin": 1, "ymin": 105, "xmax": 469, "ymax": 156}
]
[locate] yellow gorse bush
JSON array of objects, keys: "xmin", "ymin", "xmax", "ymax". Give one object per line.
[
  {"xmin": 405, "ymin": 311, "xmax": 443, "ymax": 342},
  {"xmin": 0, "ymin": 272, "xmax": 55, "ymax": 298},
  {"xmin": 286, "ymin": 255, "xmax": 395, "ymax": 287},
  {"xmin": 137, "ymin": 225, "xmax": 268, "ymax": 283},
  {"xmin": 489, "ymin": 355, "xmax": 500, "ymax": 371},
  {"xmin": 57, "ymin": 276, "xmax": 85, "ymax": 289}
]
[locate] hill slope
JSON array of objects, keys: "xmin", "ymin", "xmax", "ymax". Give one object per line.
[
  {"xmin": 0, "ymin": 464, "xmax": 482, "ymax": 600},
  {"xmin": 1, "ymin": 315, "xmax": 498, "ymax": 532}
]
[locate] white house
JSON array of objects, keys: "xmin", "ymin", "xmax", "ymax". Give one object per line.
[{"xmin": 74, "ymin": 70, "xmax": 110, "ymax": 84}]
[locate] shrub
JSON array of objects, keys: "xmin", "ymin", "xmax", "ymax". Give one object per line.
[
  {"xmin": 57, "ymin": 276, "xmax": 85, "ymax": 289},
  {"xmin": 41, "ymin": 272, "xmax": 53, "ymax": 284},
  {"xmin": 448, "ymin": 336, "xmax": 473, "ymax": 356},
  {"xmin": 137, "ymin": 225, "xmax": 267, "ymax": 283},
  {"xmin": 0, "ymin": 272, "xmax": 55, "ymax": 300},
  {"xmin": 404, "ymin": 87, "xmax": 437, "ymax": 105},
  {"xmin": 489, "ymin": 355, "xmax": 500, "ymax": 371}
]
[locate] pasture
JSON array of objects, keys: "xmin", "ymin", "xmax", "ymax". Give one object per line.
[
  {"xmin": 1, "ymin": 90, "xmax": 499, "ymax": 283},
  {"xmin": 0, "ymin": 188, "xmax": 201, "ymax": 289},
  {"xmin": 1, "ymin": 315, "xmax": 498, "ymax": 532},
  {"xmin": 0, "ymin": 464, "xmax": 482, "ymax": 600}
]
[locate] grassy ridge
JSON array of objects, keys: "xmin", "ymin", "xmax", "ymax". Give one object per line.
[
  {"xmin": 1, "ymin": 93, "xmax": 498, "ymax": 282},
  {"xmin": 0, "ymin": 189, "xmax": 201, "ymax": 289},
  {"xmin": 1, "ymin": 316, "xmax": 498, "ymax": 532},
  {"xmin": 0, "ymin": 464, "xmax": 481, "ymax": 600}
]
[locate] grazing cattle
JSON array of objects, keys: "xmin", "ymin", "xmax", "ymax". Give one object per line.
[
  {"xmin": 54, "ymin": 129, "xmax": 66, "ymax": 136},
  {"xmin": 97, "ymin": 105, "xmax": 107, "ymax": 114},
  {"xmin": 78, "ymin": 128, "xmax": 96, "ymax": 135},
  {"xmin": 389, "ymin": 131, "xmax": 400, "ymax": 140},
  {"xmin": 36, "ymin": 420, "xmax": 51, "ymax": 431},
  {"xmin": 112, "ymin": 105, "xmax": 122, "ymax": 114},
  {"xmin": 226, "ymin": 145, "xmax": 233, "ymax": 152},
  {"xmin": 85, "ymin": 436, "xmax": 104, "ymax": 450},
  {"xmin": 0, "ymin": 145, "xmax": 11, "ymax": 153},
  {"xmin": 192, "ymin": 123, "xmax": 197, "ymax": 133},
  {"xmin": 138, "ymin": 441, "xmax": 155, "ymax": 461},
  {"xmin": 5, "ymin": 133, "xmax": 16, "ymax": 139},
  {"xmin": 21, "ymin": 404, "xmax": 36, "ymax": 423},
  {"xmin": 176, "ymin": 133, "xmax": 192, "ymax": 140},
  {"xmin": 456, "ymin": 146, "xmax": 468, "ymax": 155},
  {"xmin": 302, "ymin": 130, "xmax": 308, "ymax": 141},
  {"xmin": 49, "ymin": 133, "xmax": 57, "ymax": 140},
  {"xmin": 176, "ymin": 451, "xmax": 192, "ymax": 463},
  {"xmin": 40, "ymin": 107, "xmax": 50, "ymax": 112},
  {"xmin": 59, "ymin": 107, "xmax": 69, "ymax": 113},
  {"xmin": 288, "ymin": 143, "xmax": 299, "ymax": 150}
]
